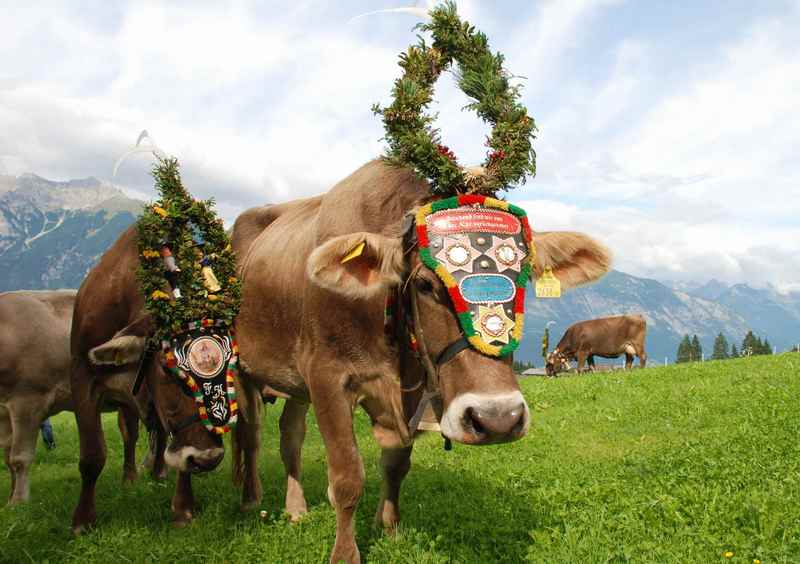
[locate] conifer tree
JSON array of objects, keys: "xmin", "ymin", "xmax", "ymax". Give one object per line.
[
  {"xmin": 691, "ymin": 335, "xmax": 703, "ymax": 361},
  {"xmin": 712, "ymin": 333, "xmax": 729, "ymax": 360},
  {"xmin": 741, "ymin": 331, "xmax": 757, "ymax": 356},
  {"xmin": 677, "ymin": 335, "xmax": 692, "ymax": 363},
  {"xmin": 731, "ymin": 344, "xmax": 739, "ymax": 357}
]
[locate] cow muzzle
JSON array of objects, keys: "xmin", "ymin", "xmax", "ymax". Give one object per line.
[
  {"xmin": 439, "ymin": 391, "xmax": 530, "ymax": 445},
  {"xmin": 164, "ymin": 446, "xmax": 225, "ymax": 474}
]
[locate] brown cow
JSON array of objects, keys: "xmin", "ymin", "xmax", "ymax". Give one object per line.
[
  {"xmin": 73, "ymin": 160, "xmax": 610, "ymax": 561},
  {"xmin": 229, "ymin": 160, "xmax": 611, "ymax": 563},
  {"xmin": 546, "ymin": 314, "xmax": 647, "ymax": 375},
  {"xmin": 69, "ymin": 229, "xmax": 264, "ymax": 531},
  {"xmin": 0, "ymin": 290, "xmax": 163, "ymax": 505}
]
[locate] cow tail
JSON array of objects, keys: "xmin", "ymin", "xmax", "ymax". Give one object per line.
[{"xmin": 231, "ymin": 425, "xmax": 244, "ymax": 488}]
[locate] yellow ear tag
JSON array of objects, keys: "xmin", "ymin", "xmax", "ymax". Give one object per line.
[
  {"xmin": 535, "ymin": 267, "xmax": 562, "ymax": 298},
  {"xmin": 341, "ymin": 241, "xmax": 366, "ymax": 264}
]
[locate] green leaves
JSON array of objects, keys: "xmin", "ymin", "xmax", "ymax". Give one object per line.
[
  {"xmin": 136, "ymin": 157, "xmax": 242, "ymax": 342},
  {"xmin": 373, "ymin": 0, "xmax": 537, "ymax": 196}
]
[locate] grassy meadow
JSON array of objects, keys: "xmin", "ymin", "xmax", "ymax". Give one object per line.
[{"xmin": 2, "ymin": 354, "xmax": 799, "ymax": 563}]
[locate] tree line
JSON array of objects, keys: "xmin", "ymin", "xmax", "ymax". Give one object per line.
[{"xmin": 676, "ymin": 330, "xmax": 774, "ymax": 363}]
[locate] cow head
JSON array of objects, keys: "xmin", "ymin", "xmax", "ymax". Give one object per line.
[
  {"xmin": 88, "ymin": 334, "xmax": 224, "ymax": 473},
  {"xmin": 545, "ymin": 349, "xmax": 570, "ymax": 376},
  {"xmin": 308, "ymin": 228, "xmax": 610, "ymax": 446}
]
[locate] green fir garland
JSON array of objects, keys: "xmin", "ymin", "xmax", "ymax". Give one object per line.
[
  {"xmin": 136, "ymin": 158, "xmax": 241, "ymax": 343},
  {"xmin": 373, "ymin": 1, "xmax": 537, "ymax": 196}
]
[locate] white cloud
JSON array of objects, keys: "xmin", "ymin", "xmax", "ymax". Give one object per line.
[{"xmin": 0, "ymin": 0, "xmax": 797, "ymax": 288}]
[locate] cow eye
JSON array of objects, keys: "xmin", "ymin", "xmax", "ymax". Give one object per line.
[{"xmin": 415, "ymin": 276, "xmax": 435, "ymax": 295}]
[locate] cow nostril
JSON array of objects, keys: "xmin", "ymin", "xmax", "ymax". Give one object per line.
[
  {"xmin": 464, "ymin": 407, "xmax": 485, "ymax": 435},
  {"xmin": 510, "ymin": 405, "xmax": 526, "ymax": 435}
]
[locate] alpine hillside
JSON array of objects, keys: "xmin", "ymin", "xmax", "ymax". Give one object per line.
[{"xmin": 0, "ymin": 173, "xmax": 141, "ymax": 291}]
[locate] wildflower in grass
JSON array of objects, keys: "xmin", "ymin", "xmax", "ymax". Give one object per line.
[
  {"xmin": 753, "ymin": 560, "xmax": 761, "ymax": 564},
  {"xmin": 723, "ymin": 551, "xmax": 734, "ymax": 558}
]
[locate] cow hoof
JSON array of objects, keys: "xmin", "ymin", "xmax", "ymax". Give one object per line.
[
  {"xmin": 71, "ymin": 521, "xmax": 95, "ymax": 536},
  {"xmin": 239, "ymin": 500, "xmax": 260, "ymax": 513},
  {"xmin": 122, "ymin": 470, "xmax": 138, "ymax": 485},
  {"xmin": 330, "ymin": 544, "xmax": 360, "ymax": 564},
  {"xmin": 172, "ymin": 511, "xmax": 193, "ymax": 528},
  {"xmin": 374, "ymin": 504, "xmax": 400, "ymax": 532},
  {"xmin": 287, "ymin": 506, "xmax": 308, "ymax": 523},
  {"xmin": 151, "ymin": 469, "xmax": 168, "ymax": 482}
]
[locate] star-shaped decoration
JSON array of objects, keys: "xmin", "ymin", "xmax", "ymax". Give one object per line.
[
  {"xmin": 487, "ymin": 235, "xmax": 526, "ymax": 272},
  {"xmin": 475, "ymin": 304, "xmax": 515, "ymax": 344},
  {"xmin": 435, "ymin": 234, "xmax": 481, "ymax": 273}
]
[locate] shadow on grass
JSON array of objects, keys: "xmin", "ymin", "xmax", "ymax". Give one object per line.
[{"xmin": 2, "ymin": 442, "xmax": 546, "ymax": 563}]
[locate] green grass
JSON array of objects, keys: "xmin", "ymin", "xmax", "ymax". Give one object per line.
[{"xmin": 2, "ymin": 354, "xmax": 799, "ymax": 563}]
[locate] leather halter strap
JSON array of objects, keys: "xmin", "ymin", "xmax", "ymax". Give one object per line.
[
  {"xmin": 129, "ymin": 346, "xmax": 205, "ymax": 436},
  {"xmin": 399, "ymin": 213, "xmax": 471, "ymax": 438}
]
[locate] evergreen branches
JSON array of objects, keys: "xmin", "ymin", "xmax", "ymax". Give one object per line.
[{"xmin": 373, "ymin": 1, "xmax": 537, "ymax": 195}]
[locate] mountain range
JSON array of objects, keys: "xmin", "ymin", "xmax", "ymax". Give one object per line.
[
  {"xmin": 0, "ymin": 173, "xmax": 141, "ymax": 291},
  {"xmin": 2, "ymin": 172, "xmax": 798, "ymax": 362}
]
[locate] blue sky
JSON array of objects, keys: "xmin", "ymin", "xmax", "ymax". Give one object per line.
[{"xmin": 1, "ymin": 1, "xmax": 798, "ymax": 290}]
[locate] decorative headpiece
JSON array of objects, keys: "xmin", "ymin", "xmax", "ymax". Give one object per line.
[
  {"xmin": 373, "ymin": 1, "xmax": 537, "ymax": 196},
  {"xmin": 136, "ymin": 158, "xmax": 242, "ymax": 434},
  {"xmin": 416, "ymin": 194, "xmax": 534, "ymax": 357}
]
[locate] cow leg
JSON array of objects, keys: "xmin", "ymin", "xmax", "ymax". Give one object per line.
[
  {"xmin": 144, "ymin": 425, "xmax": 168, "ymax": 481},
  {"xmin": 576, "ymin": 351, "xmax": 587, "ymax": 373},
  {"xmin": 625, "ymin": 353, "xmax": 634, "ymax": 370},
  {"xmin": 587, "ymin": 355, "xmax": 596, "ymax": 373},
  {"xmin": 236, "ymin": 411, "xmax": 263, "ymax": 512},
  {"xmin": 4, "ymin": 447, "xmax": 14, "ymax": 504},
  {"xmin": 280, "ymin": 398, "xmax": 309, "ymax": 521},
  {"xmin": 171, "ymin": 471, "xmax": 195, "ymax": 526},
  {"xmin": 7, "ymin": 406, "xmax": 42, "ymax": 504},
  {"xmin": 117, "ymin": 406, "xmax": 139, "ymax": 484},
  {"xmin": 311, "ymin": 384, "xmax": 363, "ymax": 564},
  {"xmin": 374, "ymin": 445, "xmax": 412, "ymax": 532},
  {"xmin": 639, "ymin": 352, "xmax": 647, "ymax": 369},
  {"xmin": 1, "ymin": 410, "xmax": 14, "ymax": 502},
  {"xmin": 71, "ymin": 372, "xmax": 106, "ymax": 534}
]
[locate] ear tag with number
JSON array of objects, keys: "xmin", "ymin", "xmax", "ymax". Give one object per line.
[
  {"xmin": 535, "ymin": 267, "xmax": 561, "ymax": 298},
  {"xmin": 341, "ymin": 242, "xmax": 366, "ymax": 264}
]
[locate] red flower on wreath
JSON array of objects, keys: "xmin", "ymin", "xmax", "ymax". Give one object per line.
[
  {"xmin": 489, "ymin": 149, "xmax": 506, "ymax": 162},
  {"xmin": 437, "ymin": 144, "xmax": 458, "ymax": 162}
]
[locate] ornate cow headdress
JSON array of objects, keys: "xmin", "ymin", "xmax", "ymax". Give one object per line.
[
  {"xmin": 374, "ymin": 2, "xmax": 541, "ymax": 358},
  {"xmin": 136, "ymin": 158, "xmax": 242, "ymax": 434}
]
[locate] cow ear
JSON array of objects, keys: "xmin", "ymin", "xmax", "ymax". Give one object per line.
[
  {"xmin": 307, "ymin": 232, "xmax": 404, "ymax": 299},
  {"xmin": 532, "ymin": 231, "xmax": 611, "ymax": 289},
  {"xmin": 88, "ymin": 335, "xmax": 146, "ymax": 366}
]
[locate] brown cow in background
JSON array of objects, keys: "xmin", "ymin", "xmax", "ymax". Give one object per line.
[
  {"xmin": 0, "ymin": 290, "xmax": 163, "ymax": 505},
  {"xmin": 546, "ymin": 314, "xmax": 647, "ymax": 375}
]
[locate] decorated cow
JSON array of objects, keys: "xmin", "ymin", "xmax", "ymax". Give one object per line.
[
  {"xmin": 0, "ymin": 290, "xmax": 164, "ymax": 505},
  {"xmin": 229, "ymin": 159, "xmax": 610, "ymax": 561}
]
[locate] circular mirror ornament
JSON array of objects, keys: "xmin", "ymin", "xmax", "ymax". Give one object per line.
[
  {"xmin": 373, "ymin": 1, "xmax": 537, "ymax": 196},
  {"xmin": 496, "ymin": 244, "xmax": 518, "ymax": 266},
  {"xmin": 482, "ymin": 313, "xmax": 506, "ymax": 337},
  {"xmin": 446, "ymin": 243, "xmax": 471, "ymax": 266}
]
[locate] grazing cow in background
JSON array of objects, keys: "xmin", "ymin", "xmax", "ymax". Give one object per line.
[
  {"xmin": 546, "ymin": 314, "xmax": 647, "ymax": 375},
  {"xmin": 0, "ymin": 290, "xmax": 163, "ymax": 505},
  {"xmin": 229, "ymin": 160, "xmax": 611, "ymax": 563}
]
